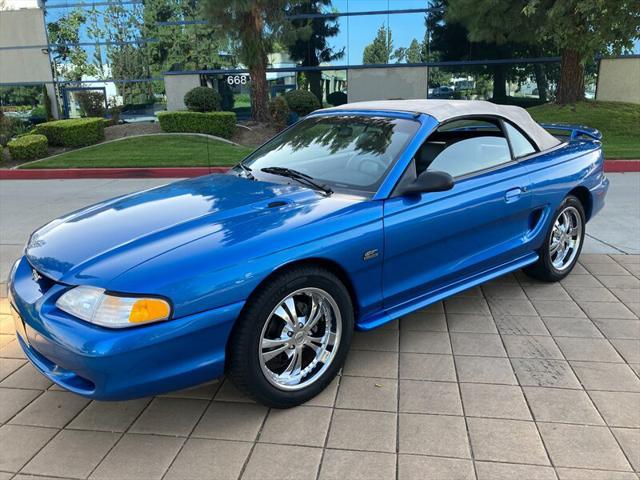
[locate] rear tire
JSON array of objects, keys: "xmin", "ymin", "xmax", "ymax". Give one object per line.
[
  {"xmin": 524, "ymin": 195, "xmax": 585, "ymax": 282},
  {"xmin": 228, "ymin": 266, "xmax": 354, "ymax": 408}
]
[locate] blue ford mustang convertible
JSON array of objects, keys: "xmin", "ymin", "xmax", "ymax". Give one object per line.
[{"xmin": 9, "ymin": 100, "xmax": 608, "ymax": 407}]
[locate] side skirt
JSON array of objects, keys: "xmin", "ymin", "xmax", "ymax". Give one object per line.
[{"xmin": 356, "ymin": 252, "xmax": 539, "ymax": 331}]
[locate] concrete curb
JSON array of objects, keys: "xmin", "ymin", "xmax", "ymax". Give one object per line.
[
  {"xmin": 605, "ymin": 160, "xmax": 640, "ymax": 173},
  {"xmin": 1, "ymin": 160, "xmax": 638, "ymax": 180}
]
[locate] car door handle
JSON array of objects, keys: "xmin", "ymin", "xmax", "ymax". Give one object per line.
[{"xmin": 505, "ymin": 188, "xmax": 523, "ymax": 203}]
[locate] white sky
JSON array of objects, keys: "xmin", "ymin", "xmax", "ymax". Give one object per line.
[{"xmin": 1, "ymin": 0, "xmax": 40, "ymax": 10}]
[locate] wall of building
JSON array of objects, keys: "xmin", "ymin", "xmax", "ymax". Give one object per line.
[
  {"xmin": 0, "ymin": 7, "xmax": 58, "ymax": 116},
  {"xmin": 596, "ymin": 57, "xmax": 640, "ymax": 104},
  {"xmin": 347, "ymin": 66, "xmax": 428, "ymax": 103},
  {"xmin": 164, "ymin": 74, "xmax": 200, "ymax": 111}
]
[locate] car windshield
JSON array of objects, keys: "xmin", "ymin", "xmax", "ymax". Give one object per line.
[{"xmin": 239, "ymin": 115, "xmax": 420, "ymax": 193}]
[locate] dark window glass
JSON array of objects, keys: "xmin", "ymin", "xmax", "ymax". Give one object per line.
[{"xmin": 242, "ymin": 115, "xmax": 419, "ymax": 192}]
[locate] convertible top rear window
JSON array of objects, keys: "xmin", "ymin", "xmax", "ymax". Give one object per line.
[{"xmin": 241, "ymin": 115, "xmax": 419, "ymax": 193}]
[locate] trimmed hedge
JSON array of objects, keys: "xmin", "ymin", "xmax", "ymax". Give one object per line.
[
  {"xmin": 184, "ymin": 87, "xmax": 221, "ymax": 112},
  {"xmin": 284, "ymin": 89, "xmax": 321, "ymax": 116},
  {"xmin": 8, "ymin": 134, "xmax": 48, "ymax": 161},
  {"xmin": 157, "ymin": 111, "xmax": 237, "ymax": 139},
  {"xmin": 35, "ymin": 118, "xmax": 105, "ymax": 147}
]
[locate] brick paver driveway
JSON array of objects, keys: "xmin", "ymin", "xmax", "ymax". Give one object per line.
[{"xmin": 1, "ymin": 253, "xmax": 638, "ymax": 480}]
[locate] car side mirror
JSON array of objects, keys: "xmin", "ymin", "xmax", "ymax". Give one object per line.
[{"xmin": 400, "ymin": 170, "xmax": 454, "ymax": 195}]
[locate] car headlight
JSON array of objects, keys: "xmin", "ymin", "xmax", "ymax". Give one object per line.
[{"xmin": 55, "ymin": 286, "xmax": 171, "ymax": 328}]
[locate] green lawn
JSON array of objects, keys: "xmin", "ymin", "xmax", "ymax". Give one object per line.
[
  {"xmin": 21, "ymin": 135, "xmax": 254, "ymax": 169},
  {"xmin": 528, "ymin": 101, "xmax": 640, "ymax": 159}
]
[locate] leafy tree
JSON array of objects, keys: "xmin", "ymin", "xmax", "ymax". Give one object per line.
[
  {"xmin": 363, "ymin": 25, "xmax": 393, "ymax": 64},
  {"xmin": 405, "ymin": 39, "xmax": 423, "ymax": 64},
  {"xmin": 394, "ymin": 38, "xmax": 423, "ymax": 64},
  {"xmin": 430, "ymin": 0, "xmax": 532, "ymax": 101},
  {"xmin": 98, "ymin": 2, "xmax": 151, "ymax": 104},
  {"xmin": 445, "ymin": 0, "xmax": 549, "ymax": 101},
  {"xmin": 47, "ymin": 9, "xmax": 98, "ymax": 81},
  {"xmin": 203, "ymin": 0, "xmax": 286, "ymax": 122},
  {"xmin": 141, "ymin": 0, "xmax": 234, "ymax": 77},
  {"xmin": 523, "ymin": 0, "xmax": 640, "ymax": 103},
  {"xmin": 281, "ymin": 0, "xmax": 344, "ymax": 105}
]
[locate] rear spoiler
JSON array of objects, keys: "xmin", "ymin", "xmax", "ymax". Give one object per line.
[{"xmin": 539, "ymin": 123, "xmax": 602, "ymax": 142}]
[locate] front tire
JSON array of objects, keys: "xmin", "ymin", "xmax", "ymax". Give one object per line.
[
  {"xmin": 524, "ymin": 195, "xmax": 586, "ymax": 282},
  {"xmin": 228, "ymin": 266, "xmax": 354, "ymax": 408}
]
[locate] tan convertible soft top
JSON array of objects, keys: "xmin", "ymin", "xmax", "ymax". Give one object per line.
[{"xmin": 322, "ymin": 99, "xmax": 561, "ymax": 151}]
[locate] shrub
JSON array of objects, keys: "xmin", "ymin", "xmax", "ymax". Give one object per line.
[
  {"xmin": 107, "ymin": 106, "xmax": 122, "ymax": 126},
  {"xmin": 7, "ymin": 134, "xmax": 48, "ymax": 161},
  {"xmin": 327, "ymin": 91, "xmax": 347, "ymax": 106},
  {"xmin": 43, "ymin": 85, "xmax": 53, "ymax": 121},
  {"xmin": 284, "ymin": 89, "xmax": 321, "ymax": 116},
  {"xmin": 218, "ymin": 81, "xmax": 235, "ymax": 111},
  {"xmin": 184, "ymin": 87, "xmax": 221, "ymax": 112},
  {"xmin": 0, "ymin": 144, "xmax": 3, "ymax": 161},
  {"xmin": 0, "ymin": 111, "xmax": 11, "ymax": 146},
  {"xmin": 157, "ymin": 111, "xmax": 237, "ymax": 139},
  {"xmin": 35, "ymin": 118, "xmax": 105, "ymax": 147},
  {"xmin": 74, "ymin": 91, "xmax": 106, "ymax": 117},
  {"xmin": 0, "ymin": 114, "xmax": 30, "ymax": 146},
  {"xmin": 269, "ymin": 96, "xmax": 290, "ymax": 132}
]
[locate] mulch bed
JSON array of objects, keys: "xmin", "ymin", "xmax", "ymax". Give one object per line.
[{"xmin": 104, "ymin": 122, "xmax": 162, "ymax": 142}]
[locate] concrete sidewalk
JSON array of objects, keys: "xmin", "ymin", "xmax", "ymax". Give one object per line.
[{"xmin": 0, "ymin": 254, "xmax": 638, "ymax": 479}]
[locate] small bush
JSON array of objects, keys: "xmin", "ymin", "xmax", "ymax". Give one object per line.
[
  {"xmin": 157, "ymin": 111, "xmax": 237, "ymax": 139},
  {"xmin": 107, "ymin": 106, "xmax": 122, "ymax": 126},
  {"xmin": 184, "ymin": 87, "xmax": 221, "ymax": 112},
  {"xmin": 218, "ymin": 80, "xmax": 235, "ymax": 111},
  {"xmin": 327, "ymin": 91, "xmax": 347, "ymax": 106},
  {"xmin": 35, "ymin": 118, "xmax": 105, "ymax": 147},
  {"xmin": 7, "ymin": 134, "xmax": 48, "ymax": 161},
  {"xmin": 74, "ymin": 90, "xmax": 106, "ymax": 117},
  {"xmin": 284, "ymin": 90, "xmax": 321, "ymax": 116},
  {"xmin": 269, "ymin": 96, "xmax": 290, "ymax": 132},
  {"xmin": 0, "ymin": 111, "xmax": 12, "ymax": 146},
  {"xmin": 0, "ymin": 144, "xmax": 3, "ymax": 162}
]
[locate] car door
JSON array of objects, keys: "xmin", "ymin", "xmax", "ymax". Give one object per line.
[{"xmin": 382, "ymin": 117, "xmax": 535, "ymax": 310}]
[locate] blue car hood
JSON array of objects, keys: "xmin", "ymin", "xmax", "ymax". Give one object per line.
[{"xmin": 25, "ymin": 174, "xmax": 328, "ymax": 284}]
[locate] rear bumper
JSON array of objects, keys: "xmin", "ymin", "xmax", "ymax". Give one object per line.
[{"xmin": 8, "ymin": 256, "xmax": 243, "ymax": 400}]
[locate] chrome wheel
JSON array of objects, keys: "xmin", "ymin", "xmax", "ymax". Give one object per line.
[
  {"xmin": 549, "ymin": 206, "xmax": 583, "ymax": 271},
  {"xmin": 259, "ymin": 288, "xmax": 342, "ymax": 391}
]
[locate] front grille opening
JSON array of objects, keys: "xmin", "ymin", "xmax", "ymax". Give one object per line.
[{"xmin": 17, "ymin": 336, "xmax": 96, "ymax": 394}]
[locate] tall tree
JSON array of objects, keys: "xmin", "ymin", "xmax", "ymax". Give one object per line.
[
  {"xmin": 524, "ymin": 0, "xmax": 640, "ymax": 104},
  {"xmin": 363, "ymin": 24, "xmax": 393, "ymax": 64},
  {"xmin": 47, "ymin": 9, "xmax": 98, "ymax": 81},
  {"xmin": 393, "ymin": 39, "xmax": 422, "ymax": 63},
  {"xmin": 282, "ymin": 0, "xmax": 344, "ymax": 105},
  {"xmin": 405, "ymin": 39, "xmax": 423, "ymax": 64},
  {"xmin": 203, "ymin": 0, "xmax": 286, "ymax": 122},
  {"xmin": 444, "ymin": 0, "xmax": 536, "ymax": 101},
  {"xmin": 142, "ymin": 0, "xmax": 234, "ymax": 77}
]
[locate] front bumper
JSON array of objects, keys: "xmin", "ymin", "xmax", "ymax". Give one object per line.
[{"xmin": 8, "ymin": 256, "xmax": 243, "ymax": 400}]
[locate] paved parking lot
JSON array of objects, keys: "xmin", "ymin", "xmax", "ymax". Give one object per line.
[{"xmin": 0, "ymin": 175, "xmax": 639, "ymax": 479}]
